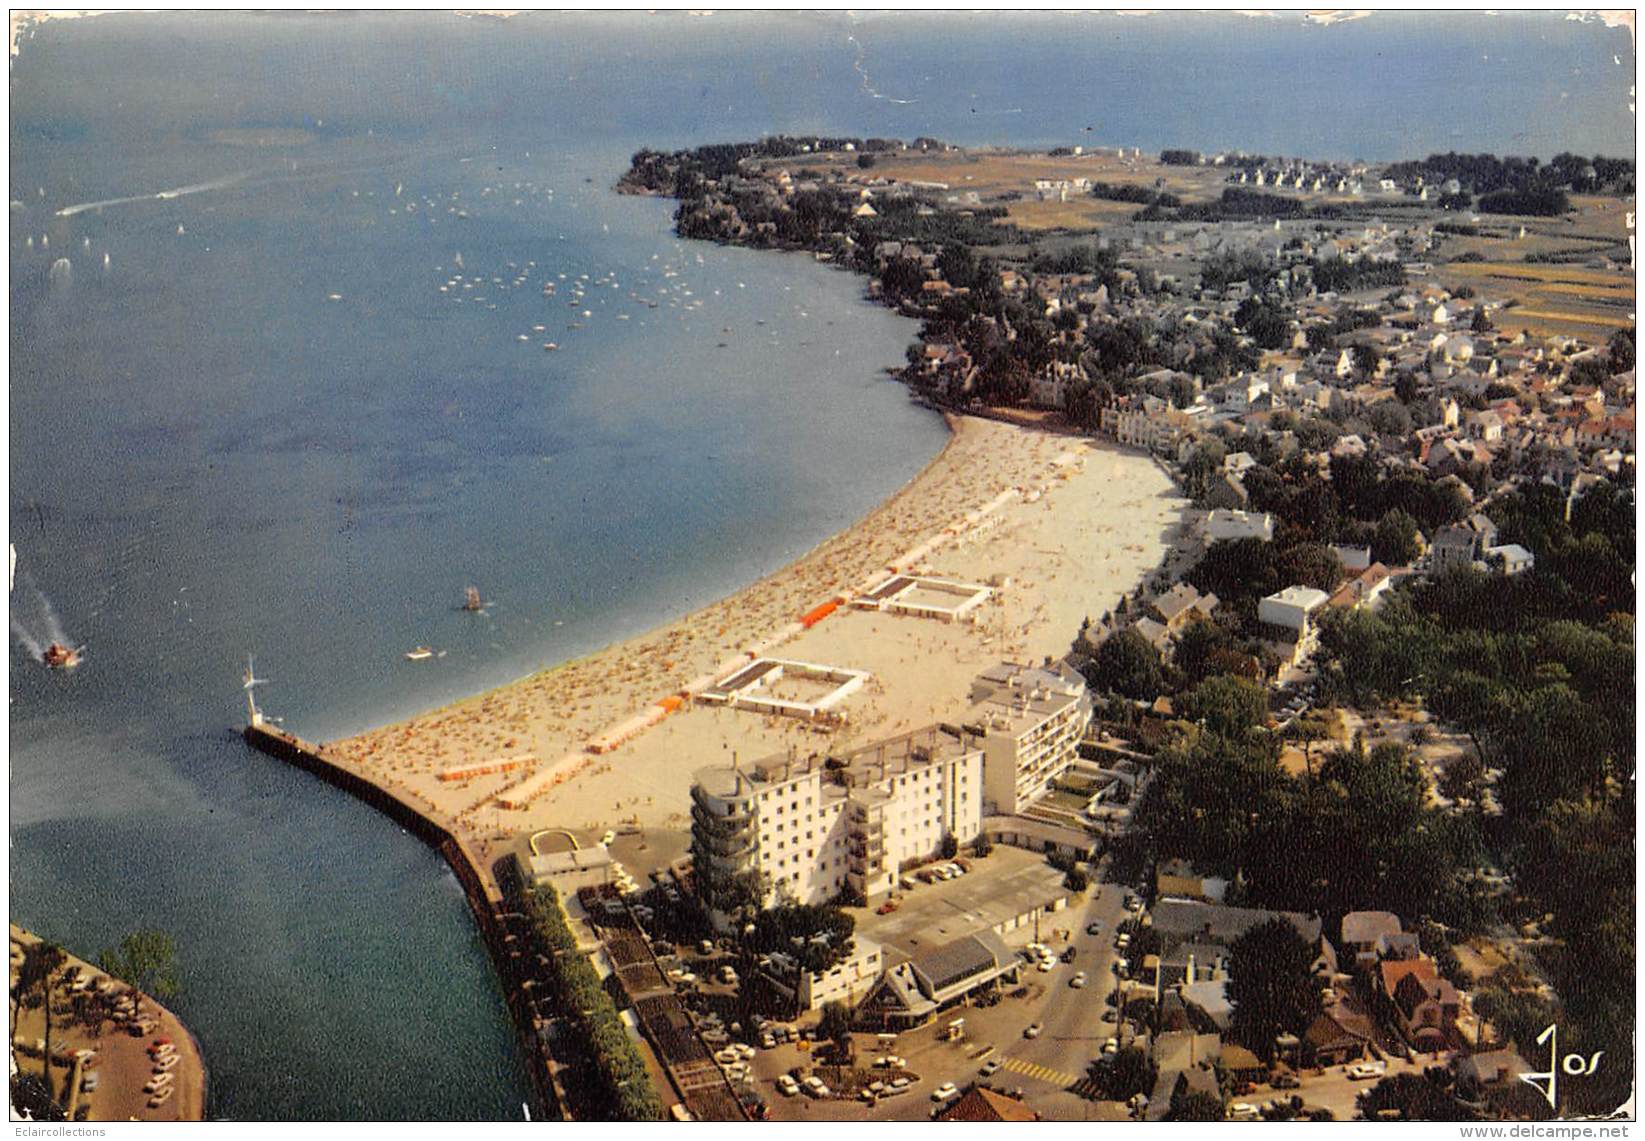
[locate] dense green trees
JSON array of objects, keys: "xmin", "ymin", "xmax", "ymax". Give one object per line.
[
  {"xmin": 1234, "ymin": 296, "xmax": 1293, "ymax": 350},
  {"xmin": 1199, "ymin": 249, "xmax": 1278, "ymax": 293},
  {"xmin": 96, "ymin": 930, "xmax": 179, "ymax": 1001},
  {"xmin": 1179, "ymin": 675, "xmax": 1268, "ymax": 738},
  {"xmin": 1226, "ymin": 918, "xmax": 1325, "ymax": 1060},
  {"xmin": 1275, "ymin": 542, "xmax": 1345, "ymax": 591},
  {"xmin": 1091, "ymin": 1045, "xmax": 1157, "ymax": 1101},
  {"xmin": 14, "ymin": 942, "xmax": 66, "ymax": 1086},
  {"xmin": 747, "ymin": 905, "xmax": 856, "ymax": 975},
  {"xmin": 1359, "ymin": 1073, "xmax": 1473, "ymax": 1120},
  {"xmin": 523, "ymin": 887, "xmax": 664, "ymax": 1121},
  {"xmin": 1476, "ymin": 187, "xmax": 1570, "ymax": 216},
  {"xmin": 1311, "ymin": 256, "xmax": 1405, "ymax": 294},
  {"xmin": 1187, "ymin": 538, "xmax": 1282, "ymax": 612},
  {"xmin": 1134, "ymin": 730, "xmax": 1480, "ymax": 927},
  {"xmin": 1088, "ymin": 627, "xmax": 1164, "ymax": 701},
  {"xmin": 1372, "ymin": 509, "xmax": 1423, "ymax": 566},
  {"xmin": 1167, "ymin": 1091, "xmax": 1226, "ymax": 1121},
  {"xmin": 1307, "ymin": 483, "xmax": 1634, "ymax": 1112}
]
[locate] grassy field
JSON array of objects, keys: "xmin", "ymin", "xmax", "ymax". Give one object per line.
[
  {"xmin": 1003, "ymin": 196, "xmax": 1138, "ymax": 232},
  {"xmin": 1434, "ymin": 192, "xmax": 1635, "ymax": 341},
  {"xmin": 1441, "ymin": 257, "xmax": 1634, "ymax": 341}
]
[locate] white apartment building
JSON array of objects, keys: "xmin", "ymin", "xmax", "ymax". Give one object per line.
[
  {"xmin": 1258, "ymin": 585, "xmax": 1331, "ymax": 634},
  {"xmin": 963, "ymin": 662, "xmax": 1092, "ymax": 816},
  {"xmin": 1202, "ymin": 508, "xmax": 1275, "ymax": 544},
  {"xmin": 1258, "ymin": 585, "xmax": 1331, "ymax": 666},
  {"xmin": 759, "ymin": 936, "xmax": 885, "ymax": 1012},
  {"xmin": 689, "ymin": 726, "xmax": 984, "ymax": 918}
]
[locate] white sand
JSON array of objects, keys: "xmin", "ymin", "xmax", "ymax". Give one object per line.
[{"xmin": 325, "ymin": 416, "xmax": 1189, "ymax": 869}]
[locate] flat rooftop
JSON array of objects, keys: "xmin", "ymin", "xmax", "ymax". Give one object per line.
[
  {"xmin": 698, "ymin": 657, "xmax": 872, "ymax": 720},
  {"xmin": 854, "ymin": 845, "xmax": 1069, "ymax": 963},
  {"xmin": 694, "ymin": 724, "xmax": 984, "ymax": 799}
]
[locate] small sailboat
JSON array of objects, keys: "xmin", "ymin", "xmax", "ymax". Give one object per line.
[{"xmin": 404, "ymin": 646, "xmax": 435, "ymax": 662}]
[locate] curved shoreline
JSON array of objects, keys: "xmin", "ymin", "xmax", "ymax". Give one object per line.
[
  {"xmin": 245, "ymin": 406, "xmax": 1189, "ymax": 1123},
  {"xmin": 241, "ymin": 151, "xmax": 1189, "ymax": 1122},
  {"xmin": 322, "ymin": 412, "xmax": 1088, "ymax": 819},
  {"xmin": 336, "ymin": 405, "xmax": 964, "ymax": 743}
]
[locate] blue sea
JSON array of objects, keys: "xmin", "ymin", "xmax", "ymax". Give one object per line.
[{"xmin": 8, "ymin": 10, "xmax": 1633, "ymax": 1121}]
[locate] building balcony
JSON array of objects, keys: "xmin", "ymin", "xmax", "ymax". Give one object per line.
[{"xmin": 691, "ymin": 801, "xmax": 754, "ymax": 837}]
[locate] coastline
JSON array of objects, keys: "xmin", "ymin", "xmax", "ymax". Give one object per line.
[
  {"xmin": 8, "ymin": 925, "xmax": 206, "ymax": 1123},
  {"xmin": 240, "ymin": 145, "xmax": 1186, "ymax": 1122},
  {"xmin": 251, "ymin": 408, "xmax": 1186, "ymax": 1124},
  {"xmin": 318, "ymin": 410, "xmax": 1187, "ymax": 855}
]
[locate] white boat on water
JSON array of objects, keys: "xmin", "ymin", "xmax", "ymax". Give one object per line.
[{"xmin": 404, "ymin": 647, "xmax": 434, "ymax": 662}]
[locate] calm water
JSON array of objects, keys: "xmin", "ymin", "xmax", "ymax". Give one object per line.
[{"xmin": 9, "ymin": 10, "xmax": 1633, "ymax": 1122}]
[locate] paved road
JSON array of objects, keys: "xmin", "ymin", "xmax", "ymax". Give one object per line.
[
  {"xmin": 1279, "ymin": 1055, "xmax": 1436, "ymax": 1121},
  {"xmin": 757, "ymin": 881, "xmax": 1139, "ymax": 1121}
]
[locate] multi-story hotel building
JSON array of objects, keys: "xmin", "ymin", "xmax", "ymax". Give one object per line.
[
  {"xmin": 689, "ymin": 725, "xmax": 985, "ymax": 916},
  {"xmin": 962, "ymin": 662, "xmax": 1093, "ymax": 816}
]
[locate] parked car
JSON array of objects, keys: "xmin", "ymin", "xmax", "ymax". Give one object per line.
[
  {"xmin": 803, "ymin": 1076, "xmax": 830, "ymax": 1098},
  {"xmin": 876, "ymin": 899, "xmax": 901, "ymax": 915},
  {"xmin": 1348, "ymin": 1063, "xmax": 1386, "ymax": 1081},
  {"xmin": 1070, "ymin": 971, "xmax": 1088, "ymax": 989},
  {"xmin": 1229, "ymin": 1103, "xmax": 1259, "ymax": 1120},
  {"xmin": 1024, "ymin": 1023, "xmax": 1043, "ymax": 1039},
  {"xmin": 1271, "ymin": 1073, "xmax": 1301, "ymax": 1090},
  {"xmin": 931, "ymin": 1083, "xmax": 958, "ymax": 1102},
  {"xmin": 980, "ymin": 1060, "xmax": 1002, "ymax": 1077},
  {"xmin": 1062, "ymin": 946, "xmax": 1078, "ymax": 963},
  {"xmin": 1086, "ymin": 921, "xmax": 1104, "ymax": 936}
]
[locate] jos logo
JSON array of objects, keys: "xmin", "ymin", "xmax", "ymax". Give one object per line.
[{"xmin": 1519, "ymin": 1023, "xmax": 1604, "ymax": 1111}]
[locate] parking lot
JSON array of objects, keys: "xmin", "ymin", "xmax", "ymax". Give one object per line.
[
  {"xmin": 744, "ymin": 878, "xmax": 1140, "ymax": 1122},
  {"xmin": 853, "ymin": 846, "xmax": 1072, "ymax": 959}
]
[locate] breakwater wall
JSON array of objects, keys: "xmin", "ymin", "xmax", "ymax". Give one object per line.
[{"xmin": 241, "ymin": 721, "xmax": 568, "ymax": 1121}]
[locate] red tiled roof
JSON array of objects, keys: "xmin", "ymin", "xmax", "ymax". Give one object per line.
[
  {"xmin": 937, "ymin": 1088, "xmax": 1040, "ymax": 1122},
  {"xmin": 1378, "ymin": 957, "xmax": 1436, "ymax": 999}
]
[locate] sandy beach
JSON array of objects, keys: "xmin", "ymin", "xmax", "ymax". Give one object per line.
[{"xmin": 326, "ymin": 415, "xmax": 1188, "ymax": 871}]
